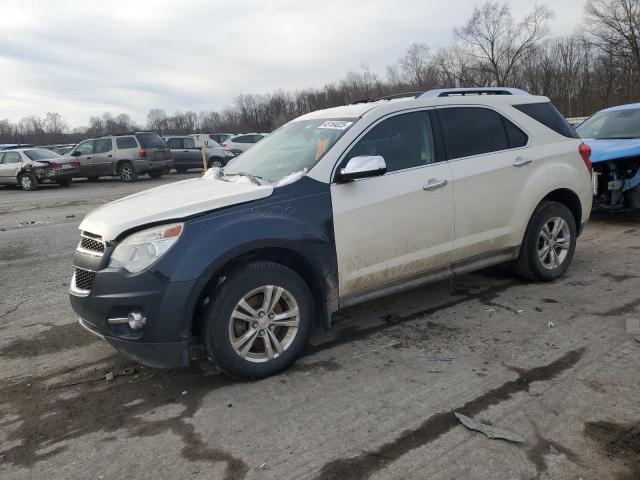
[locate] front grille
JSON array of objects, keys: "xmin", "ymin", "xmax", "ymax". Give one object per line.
[
  {"xmin": 80, "ymin": 236, "xmax": 105, "ymax": 253},
  {"xmin": 75, "ymin": 268, "xmax": 96, "ymax": 291}
]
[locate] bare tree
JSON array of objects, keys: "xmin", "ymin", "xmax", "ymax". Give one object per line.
[
  {"xmin": 399, "ymin": 43, "xmax": 431, "ymax": 88},
  {"xmin": 454, "ymin": 1, "xmax": 553, "ymax": 85}
]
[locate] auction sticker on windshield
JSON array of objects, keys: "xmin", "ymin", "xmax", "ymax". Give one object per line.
[{"xmin": 318, "ymin": 120, "xmax": 353, "ymax": 130}]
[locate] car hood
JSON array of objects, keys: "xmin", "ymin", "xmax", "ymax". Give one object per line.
[
  {"xmin": 584, "ymin": 138, "xmax": 640, "ymax": 163},
  {"xmin": 79, "ymin": 176, "xmax": 274, "ymax": 241}
]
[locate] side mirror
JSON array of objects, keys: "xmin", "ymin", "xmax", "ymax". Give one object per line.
[
  {"xmin": 336, "ymin": 155, "xmax": 387, "ymax": 182},
  {"xmin": 70, "ymin": 150, "xmax": 81, "ymax": 157}
]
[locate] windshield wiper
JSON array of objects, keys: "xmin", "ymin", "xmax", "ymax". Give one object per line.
[{"xmin": 223, "ymin": 171, "xmax": 264, "ymax": 185}]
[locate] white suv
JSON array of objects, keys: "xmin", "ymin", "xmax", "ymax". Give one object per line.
[{"xmin": 70, "ymin": 87, "xmax": 593, "ymax": 379}]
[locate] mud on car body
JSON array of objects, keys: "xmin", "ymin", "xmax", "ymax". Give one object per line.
[
  {"xmin": 70, "ymin": 88, "xmax": 593, "ymax": 379},
  {"xmin": 0, "ymin": 148, "xmax": 79, "ymax": 190},
  {"xmin": 576, "ymin": 103, "xmax": 640, "ymax": 210}
]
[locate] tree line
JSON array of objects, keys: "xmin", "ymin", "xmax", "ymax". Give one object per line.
[{"xmin": 2, "ymin": 0, "xmax": 639, "ymax": 146}]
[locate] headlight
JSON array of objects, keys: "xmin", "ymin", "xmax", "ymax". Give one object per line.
[{"xmin": 108, "ymin": 223, "xmax": 183, "ymax": 273}]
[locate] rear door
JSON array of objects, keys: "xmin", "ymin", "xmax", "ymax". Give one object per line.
[
  {"xmin": 167, "ymin": 138, "xmax": 187, "ymax": 166},
  {"xmin": 182, "ymin": 137, "xmax": 202, "ymax": 166},
  {"xmin": 436, "ymin": 106, "xmax": 532, "ymax": 263},
  {"xmin": 0, "ymin": 151, "xmax": 23, "ymax": 184},
  {"xmin": 331, "ymin": 109, "xmax": 454, "ymax": 298}
]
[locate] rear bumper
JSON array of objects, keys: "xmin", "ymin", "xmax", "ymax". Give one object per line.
[{"xmin": 133, "ymin": 159, "xmax": 173, "ymax": 172}]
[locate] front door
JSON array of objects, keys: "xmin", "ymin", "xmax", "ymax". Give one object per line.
[
  {"xmin": 72, "ymin": 140, "xmax": 95, "ymax": 177},
  {"xmin": 92, "ymin": 138, "xmax": 114, "ymax": 175},
  {"xmin": 331, "ymin": 110, "xmax": 454, "ymax": 298}
]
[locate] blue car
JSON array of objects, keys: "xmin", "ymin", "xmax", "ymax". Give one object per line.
[{"xmin": 576, "ymin": 103, "xmax": 640, "ymax": 210}]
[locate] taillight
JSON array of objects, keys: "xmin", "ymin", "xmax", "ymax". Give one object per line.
[
  {"xmin": 578, "ymin": 142, "xmax": 592, "ymax": 174},
  {"xmin": 50, "ymin": 162, "xmax": 61, "ymax": 170},
  {"xmin": 139, "ymin": 148, "xmax": 147, "ymax": 158}
]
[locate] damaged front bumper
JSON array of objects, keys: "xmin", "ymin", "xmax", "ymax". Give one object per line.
[{"xmin": 69, "ymin": 262, "xmax": 200, "ymax": 368}]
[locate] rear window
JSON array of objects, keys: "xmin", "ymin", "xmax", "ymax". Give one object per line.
[
  {"xmin": 23, "ymin": 148, "xmax": 61, "ymax": 160},
  {"xmin": 514, "ymin": 102, "xmax": 578, "ymax": 138},
  {"xmin": 116, "ymin": 136, "xmax": 138, "ymax": 149},
  {"xmin": 136, "ymin": 132, "xmax": 167, "ymax": 148}
]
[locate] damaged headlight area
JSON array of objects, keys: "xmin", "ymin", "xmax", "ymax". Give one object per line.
[{"xmin": 108, "ymin": 223, "xmax": 183, "ymax": 273}]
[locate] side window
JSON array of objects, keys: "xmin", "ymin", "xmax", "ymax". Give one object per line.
[
  {"xmin": 167, "ymin": 138, "xmax": 183, "ymax": 149},
  {"xmin": 346, "ymin": 111, "xmax": 436, "ymax": 173},
  {"xmin": 438, "ymin": 107, "xmax": 510, "ymax": 160},
  {"xmin": 253, "ymin": 135, "xmax": 264, "ymax": 143},
  {"xmin": 94, "ymin": 138, "xmax": 113, "ymax": 154},
  {"xmin": 233, "ymin": 135, "xmax": 250, "ymax": 143},
  {"xmin": 3, "ymin": 152, "xmax": 21, "ymax": 164},
  {"xmin": 514, "ymin": 102, "xmax": 578, "ymax": 138},
  {"xmin": 116, "ymin": 136, "xmax": 138, "ymax": 149},
  {"xmin": 503, "ymin": 118, "xmax": 528, "ymax": 148},
  {"xmin": 183, "ymin": 137, "xmax": 196, "ymax": 149},
  {"xmin": 75, "ymin": 141, "xmax": 94, "ymax": 156}
]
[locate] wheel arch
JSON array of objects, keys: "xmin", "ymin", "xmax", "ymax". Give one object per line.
[
  {"xmin": 190, "ymin": 245, "xmax": 333, "ymax": 339},
  {"xmin": 520, "ymin": 187, "xmax": 584, "ymax": 244}
]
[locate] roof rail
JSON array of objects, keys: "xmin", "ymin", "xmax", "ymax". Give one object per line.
[{"xmin": 419, "ymin": 87, "xmax": 530, "ymax": 98}]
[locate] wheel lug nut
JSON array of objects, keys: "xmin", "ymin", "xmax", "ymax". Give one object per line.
[
  {"xmin": 268, "ymin": 313, "xmax": 275, "ymax": 320},
  {"xmin": 259, "ymin": 330, "xmax": 264, "ymax": 336},
  {"xmin": 252, "ymin": 322, "xmax": 258, "ymax": 328}
]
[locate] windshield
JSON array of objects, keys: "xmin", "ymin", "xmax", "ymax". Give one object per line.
[
  {"xmin": 577, "ymin": 108, "xmax": 640, "ymax": 139},
  {"xmin": 23, "ymin": 148, "xmax": 61, "ymax": 160},
  {"xmin": 223, "ymin": 118, "xmax": 357, "ymax": 182}
]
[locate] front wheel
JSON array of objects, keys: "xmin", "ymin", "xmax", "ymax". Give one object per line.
[
  {"xmin": 202, "ymin": 261, "xmax": 314, "ymax": 379},
  {"xmin": 514, "ymin": 201, "xmax": 577, "ymax": 282},
  {"xmin": 19, "ymin": 173, "xmax": 38, "ymax": 191}
]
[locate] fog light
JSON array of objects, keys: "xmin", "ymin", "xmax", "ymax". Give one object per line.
[
  {"xmin": 107, "ymin": 311, "xmax": 146, "ymax": 330},
  {"xmin": 127, "ymin": 311, "xmax": 146, "ymax": 330}
]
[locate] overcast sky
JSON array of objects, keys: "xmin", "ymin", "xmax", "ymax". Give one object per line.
[{"xmin": 0, "ymin": 0, "xmax": 586, "ymax": 127}]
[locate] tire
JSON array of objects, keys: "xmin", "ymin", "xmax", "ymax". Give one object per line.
[
  {"xmin": 148, "ymin": 170, "xmax": 163, "ymax": 179},
  {"xmin": 514, "ymin": 201, "xmax": 577, "ymax": 282},
  {"xmin": 208, "ymin": 157, "xmax": 224, "ymax": 168},
  {"xmin": 202, "ymin": 261, "xmax": 314, "ymax": 379},
  {"xmin": 176, "ymin": 168, "xmax": 188, "ymax": 174},
  {"xmin": 56, "ymin": 178, "xmax": 72, "ymax": 187},
  {"xmin": 87, "ymin": 176, "xmax": 100, "ymax": 182},
  {"xmin": 19, "ymin": 173, "xmax": 38, "ymax": 191},
  {"xmin": 117, "ymin": 162, "xmax": 137, "ymax": 182}
]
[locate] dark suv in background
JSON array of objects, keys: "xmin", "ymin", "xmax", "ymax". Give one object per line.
[{"xmin": 68, "ymin": 132, "xmax": 172, "ymax": 182}]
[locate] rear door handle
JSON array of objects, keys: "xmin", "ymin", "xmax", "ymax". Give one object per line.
[
  {"xmin": 513, "ymin": 156, "xmax": 532, "ymax": 167},
  {"xmin": 108, "ymin": 154, "xmax": 113, "ymax": 158},
  {"xmin": 423, "ymin": 178, "xmax": 448, "ymax": 190}
]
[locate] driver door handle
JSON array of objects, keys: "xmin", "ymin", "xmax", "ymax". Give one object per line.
[
  {"xmin": 423, "ymin": 178, "xmax": 448, "ymax": 190},
  {"xmin": 513, "ymin": 156, "xmax": 532, "ymax": 167}
]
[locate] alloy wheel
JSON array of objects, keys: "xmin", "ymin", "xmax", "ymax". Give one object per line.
[
  {"xmin": 228, "ymin": 285, "xmax": 300, "ymax": 363},
  {"xmin": 537, "ymin": 216, "xmax": 570, "ymax": 270}
]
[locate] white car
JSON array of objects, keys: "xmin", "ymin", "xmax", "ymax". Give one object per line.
[
  {"xmin": 221, "ymin": 133, "xmax": 268, "ymax": 155},
  {"xmin": 70, "ymin": 87, "xmax": 593, "ymax": 379}
]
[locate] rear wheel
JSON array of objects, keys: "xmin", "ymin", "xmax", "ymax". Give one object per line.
[
  {"xmin": 202, "ymin": 261, "xmax": 314, "ymax": 379},
  {"xmin": 514, "ymin": 201, "xmax": 577, "ymax": 281},
  {"xmin": 19, "ymin": 173, "xmax": 38, "ymax": 191},
  {"xmin": 118, "ymin": 162, "xmax": 137, "ymax": 182}
]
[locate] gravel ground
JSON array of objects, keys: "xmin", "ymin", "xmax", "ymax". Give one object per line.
[{"xmin": 1, "ymin": 175, "xmax": 639, "ymax": 480}]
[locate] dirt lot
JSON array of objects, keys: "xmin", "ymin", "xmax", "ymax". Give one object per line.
[{"xmin": 1, "ymin": 175, "xmax": 639, "ymax": 480}]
